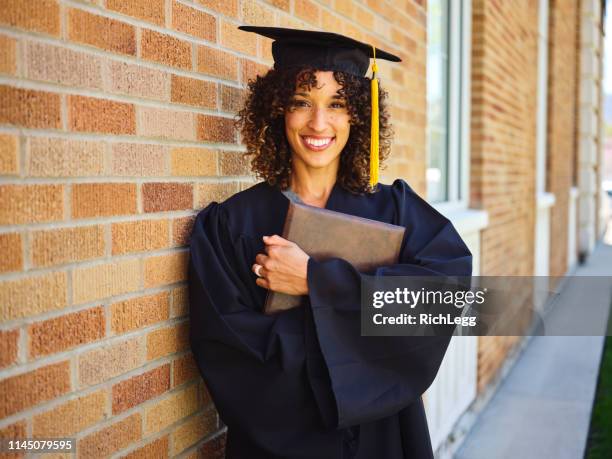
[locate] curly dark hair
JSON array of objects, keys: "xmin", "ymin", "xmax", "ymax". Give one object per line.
[{"xmin": 234, "ymin": 66, "xmax": 393, "ymax": 194}]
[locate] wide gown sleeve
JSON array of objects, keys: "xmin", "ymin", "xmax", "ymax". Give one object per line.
[{"xmin": 305, "ymin": 180, "xmax": 473, "ymax": 428}]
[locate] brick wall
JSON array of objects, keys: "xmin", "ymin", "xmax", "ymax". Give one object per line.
[
  {"xmin": 548, "ymin": 0, "xmax": 579, "ymax": 277},
  {"xmin": 0, "ymin": 0, "xmax": 424, "ymax": 457},
  {"xmin": 470, "ymin": 0, "xmax": 539, "ymax": 392}
]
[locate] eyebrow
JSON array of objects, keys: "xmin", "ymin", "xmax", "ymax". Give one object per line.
[{"xmin": 294, "ymin": 92, "xmax": 344, "ymax": 99}]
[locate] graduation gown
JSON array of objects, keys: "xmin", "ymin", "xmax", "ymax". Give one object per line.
[{"xmin": 188, "ymin": 179, "xmax": 473, "ymax": 459}]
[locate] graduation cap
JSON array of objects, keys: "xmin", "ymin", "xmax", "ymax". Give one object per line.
[{"xmin": 238, "ymin": 26, "xmax": 402, "ymax": 187}]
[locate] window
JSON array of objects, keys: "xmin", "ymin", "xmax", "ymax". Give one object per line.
[{"xmin": 427, "ymin": 0, "xmax": 471, "ymax": 206}]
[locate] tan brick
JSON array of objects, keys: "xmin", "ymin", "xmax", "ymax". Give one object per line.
[
  {"xmin": 195, "ymin": 182, "xmax": 238, "ymax": 208},
  {"xmin": 0, "ymin": 0, "xmax": 60, "ymax": 36},
  {"xmin": 147, "ymin": 322, "xmax": 189, "ymax": 361},
  {"xmin": 196, "ymin": 115, "xmax": 237, "ymax": 143},
  {"xmin": 170, "ymin": 147, "xmax": 217, "ymax": 176},
  {"xmin": 295, "ymin": 0, "xmax": 319, "ymax": 24},
  {"xmin": 68, "ymin": 8, "xmax": 136, "ymax": 55},
  {"xmin": 0, "ymin": 184, "xmax": 63, "ymax": 225},
  {"xmin": 111, "ymin": 291, "xmax": 170, "ymax": 334},
  {"xmin": 241, "ymin": 0, "xmax": 275, "ymax": 28},
  {"xmin": 72, "ymin": 259, "xmax": 141, "ymax": 305},
  {"xmin": 138, "ymin": 106, "xmax": 196, "ymax": 141},
  {"xmin": 112, "ymin": 219, "xmax": 169, "ymax": 255},
  {"xmin": 78, "ymin": 336, "xmax": 144, "ymax": 387},
  {"xmin": 0, "ymin": 271, "xmax": 67, "ymax": 322},
  {"xmin": 196, "ymin": 46, "xmax": 239, "ymax": 81},
  {"xmin": 28, "ymin": 306, "xmax": 105, "ymax": 358},
  {"xmin": 173, "ymin": 353, "xmax": 198, "ymax": 387},
  {"xmin": 0, "ymin": 34, "xmax": 16, "ymax": 75},
  {"xmin": 170, "ymin": 75, "xmax": 216, "ymax": 109},
  {"xmin": 0, "ymin": 233, "xmax": 22, "ymax": 273},
  {"xmin": 28, "ymin": 137, "xmax": 104, "ymax": 177},
  {"xmin": 241, "ymin": 59, "xmax": 270, "ymax": 85},
  {"xmin": 0, "ymin": 133, "xmax": 18, "ymax": 175},
  {"xmin": 144, "ymin": 384, "xmax": 198, "ymax": 435},
  {"xmin": 110, "ymin": 143, "xmax": 168, "ymax": 176},
  {"xmin": 107, "ymin": 0, "xmax": 165, "ymax": 26},
  {"xmin": 172, "ymin": 215, "xmax": 196, "ymax": 247},
  {"xmin": 72, "ymin": 183, "xmax": 137, "ymax": 219},
  {"xmin": 171, "ymin": 408, "xmax": 218, "ymax": 456},
  {"xmin": 141, "ymin": 29, "xmax": 191, "ymax": 70},
  {"xmin": 107, "ymin": 60, "xmax": 169, "ymax": 101},
  {"xmin": 31, "ymin": 225, "xmax": 105, "ymax": 268},
  {"xmin": 199, "ymin": 432, "xmax": 226, "ymax": 459},
  {"xmin": 32, "ymin": 389, "xmax": 106, "ymax": 437},
  {"xmin": 0, "ymin": 85, "xmax": 61, "ymax": 129},
  {"xmin": 142, "ymin": 183, "xmax": 193, "ymax": 213},
  {"xmin": 122, "ymin": 435, "xmax": 169, "ymax": 459},
  {"xmin": 0, "ymin": 419, "xmax": 27, "ymax": 439},
  {"xmin": 199, "ymin": 380, "xmax": 212, "ymax": 406},
  {"xmin": 0, "ymin": 361, "xmax": 70, "ymax": 418},
  {"xmin": 68, "ymin": 95, "xmax": 136, "ymax": 134},
  {"xmin": 24, "ymin": 41, "xmax": 103, "ymax": 90},
  {"xmin": 171, "ymin": 285, "xmax": 189, "ymax": 318},
  {"xmin": 196, "ymin": 0, "xmax": 238, "ymax": 17},
  {"xmin": 219, "ymin": 150, "xmax": 250, "ymax": 176},
  {"xmin": 78, "ymin": 413, "xmax": 141, "ymax": 458},
  {"xmin": 220, "ymin": 84, "xmax": 246, "ymax": 112},
  {"xmin": 220, "ymin": 19, "xmax": 257, "ymax": 57},
  {"xmin": 144, "ymin": 251, "xmax": 189, "ymax": 288},
  {"xmin": 172, "ymin": 1, "xmax": 216, "ymax": 41},
  {"xmin": 112, "ymin": 364, "xmax": 170, "ymax": 414},
  {"xmin": 0, "ymin": 329, "xmax": 19, "ymax": 368}
]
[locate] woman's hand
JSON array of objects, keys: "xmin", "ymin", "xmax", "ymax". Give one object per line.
[{"xmin": 252, "ymin": 235, "xmax": 310, "ymax": 297}]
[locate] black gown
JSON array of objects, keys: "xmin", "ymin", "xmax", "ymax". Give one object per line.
[{"xmin": 188, "ymin": 178, "xmax": 473, "ymax": 459}]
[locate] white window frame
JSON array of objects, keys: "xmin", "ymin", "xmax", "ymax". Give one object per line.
[{"xmin": 428, "ymin": 0, "xmax": 472, "ymax": 214}]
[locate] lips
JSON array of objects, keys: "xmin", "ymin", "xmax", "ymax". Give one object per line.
[{"xmin": 300, "ymin": 135, "xmax": 335, "ymax": 151}]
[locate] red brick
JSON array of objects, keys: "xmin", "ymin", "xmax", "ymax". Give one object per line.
[
  {"xmin": 141, "ymin": 29, "xmax": 192, "ymax": 70},
  {"xmin": 143, "ymin": 183, "xmax": 193, "ymax": 213},
  {"xmin": 107, "ymin": 0, "xmax": 165, "ymax": 26},
  {"xmin": 78, "ymin": 413, "xmax": 141, "ymax": 458},
  {"xmin": 171, "ymin": 75, "xmax": 217, "ymax": 109},
  {"xmin": 28, "ymin": 307, "xmax": 105, "ymax": 358},
  {"xmin": 197, "ymin": 46, "xmax": 239, "ymax": 81},
  {"xmin": 68, "ymin": 95, "xmax": 135, "ymax": 134},
  {"xmin": 199, "ymin": 432, "xmax": 226, "ymax": 459},
  {"xmin": 173, "ymin": 353, "xmax": 199, "ymax": 387},
  {"xmin": 0, "ymin": 329, "xmax": 19, "ymax": 369},
  {"xmin": 111, "ymin": 291, "xmax": 170, "ymax": 334},
  {"xmin": 172, "ymin": 215, "xmax": 196, "ymax": 247},
  {"xmin": 172, "ymin": 1, "xmax": 216, "ymax": 41},
  {"xmin": 0, "ymin": 233, "xmax": 22, "ymax": 273},
  {"xmin": 68, "ymin": 8, "xmax": 136, "ymax": 55},
  {"xmin": 241, "ymin": 59, "xmax": 270, "ymax": 85},
  {"xmin": 112, "ymin": 364, "xmax": 171, "ymax": 414},
  {"xmin": 72, "ymin": 183, "xmax": 137, "ymax": 218},
  {"xmin": 197, "ymin": 115, "xmax": 237, "ymax": 143},
  {"xmin": 220, "ymin": 84, "xmax": 246, "ymax": 112},
  {"xmin": 0, "ymin": 85, "xmax": 61, "ymax": 129},
  {"xmin": 0, "ymin": 0, "xmax": 60, "ymax": 36},
  {"xmin": 122, "ymin": 435, "xmax": 169, "ymax": 459},
  {"xmin": 0, "ymin": 361, "xmax": 71, "ymax": 418}
]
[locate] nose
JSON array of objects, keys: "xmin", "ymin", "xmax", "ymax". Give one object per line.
[{"xmin": 307, "ymin": 106, "xmax": 331, "ymax": 132}]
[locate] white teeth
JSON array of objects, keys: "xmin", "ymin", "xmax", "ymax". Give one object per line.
[{"xmin": 303, "ymin": 137, "xmax": 333, "ymax": 147}]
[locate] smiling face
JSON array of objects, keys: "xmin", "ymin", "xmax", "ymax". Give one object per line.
[{"xmin": 284, "ymin": 71, "xmax": 351, "ymax": 175}]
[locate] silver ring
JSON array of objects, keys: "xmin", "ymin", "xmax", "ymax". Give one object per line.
[{"xmin": 254, "ymin": 264, "xmax": 263, "ymax": 278}]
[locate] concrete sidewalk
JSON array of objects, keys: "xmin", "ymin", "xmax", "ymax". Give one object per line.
[{"xmin": 455, "ymin": 238, "xmax": 612, "ymax": 459}]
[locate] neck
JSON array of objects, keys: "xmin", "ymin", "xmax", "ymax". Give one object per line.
[{"xmin": 289, "ymin": 159, "xmax": 338, "ymax": 208}]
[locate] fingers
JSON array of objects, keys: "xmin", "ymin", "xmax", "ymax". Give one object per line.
[
  {"xmin": 263, "ymin": 234, "xmax": 292, "ymax": 246},
  {"xmin": 255, "ymin": 277, "xmax": 270, "ymax": 289}
]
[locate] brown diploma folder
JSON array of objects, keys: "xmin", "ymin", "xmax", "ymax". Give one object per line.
[{"xmin": 263, "ymin": 201, "xmax": 406, "ymax": 315}]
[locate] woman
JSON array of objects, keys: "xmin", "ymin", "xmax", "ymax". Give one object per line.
[{"xmin": 188, "ymin": 26, "xmax": 473, "ymax": 459}]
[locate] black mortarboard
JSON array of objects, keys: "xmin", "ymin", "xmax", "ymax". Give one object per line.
[{"xmin": 238, "ymin": 26, "xmax": 402, "ymax": 186}]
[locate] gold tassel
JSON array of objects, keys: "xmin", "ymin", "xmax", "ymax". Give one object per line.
[{"xmin": 370, "ymin": 45, "xmax": 379, "ymax": 188}]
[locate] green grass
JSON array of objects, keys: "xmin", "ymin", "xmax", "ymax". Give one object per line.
[{"xmin": 585, "ymin": 310, "xmax": 612, "ymax": 459}]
